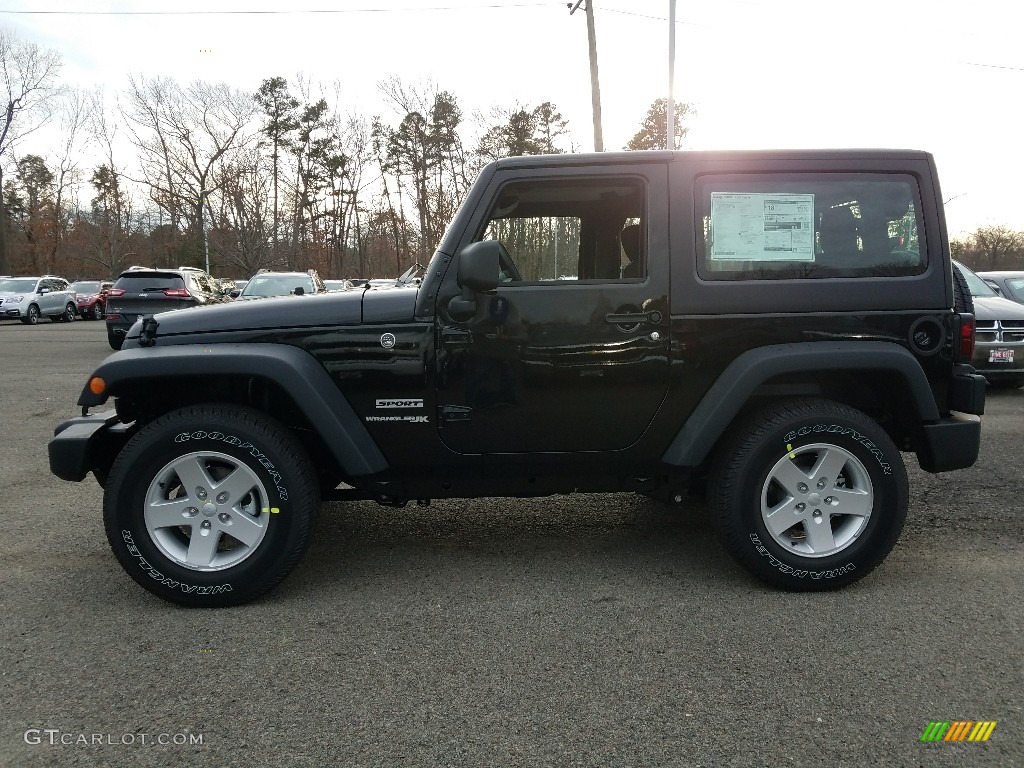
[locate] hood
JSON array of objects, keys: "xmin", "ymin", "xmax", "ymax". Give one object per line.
[
  {"xmin": 971, "ymin": 295, "xmax": 1024, "ymax": 321},
  {"xmin": 124, "ymin": 283, "xmax": 419, "ymax": 343}
]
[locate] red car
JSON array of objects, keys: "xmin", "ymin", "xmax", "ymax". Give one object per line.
[{"xmin": 71, "ymin": 280, "xmax": 113, "ymax": 320}]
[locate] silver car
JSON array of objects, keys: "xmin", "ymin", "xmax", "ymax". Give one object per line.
[{"xmin": 0, "ymin": 276, "xmax": 77, "ymax": 324}]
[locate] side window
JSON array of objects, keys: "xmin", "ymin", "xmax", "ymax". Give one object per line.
[
  {"xmin": 696, "ymin": 173, "xmax": 925, "ymax": 280},
  {"xmin": 478, "ymin": 177, "xmax": 646, "ymax": 283}
]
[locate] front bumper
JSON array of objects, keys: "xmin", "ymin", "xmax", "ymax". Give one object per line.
[{"xmin": 48, "ymin": 411, "xmax": 132, "ymax": 483}]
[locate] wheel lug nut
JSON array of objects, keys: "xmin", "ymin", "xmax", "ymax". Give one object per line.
[
  {"xmin": 200, "ymin": 520, "xmax": 212, "ymax": 529},
  {"xmin": 218, "ymin": 512, "xmax": 232, "ymax": 524},
  {"xmin": 795, "ymin": 502, "xmax": 806, "ymax": 512},
  {"xmin": 797, "ymin": 483, "xmax": 808, "ymax": 493},
  {"xmin": 817, "ymin": 479, "xmax": 827, "ymax": 489},
  {"xmin": 812, "ymin": 509, "xmax": 822, "ymax": 518},
  {"xmin": 216, "ymin": 492, "xmax": 229, "ymax": 504},
  {"xmin": 824, "ymin": 497, "xmax": 834, "ymax": 504},
  {"xmin": 184, "ymin": 507, "xmax": 199, "ymax": 518},
  {"xmin": 196, "ymin": 487, "xmax": 207, "ymax": 500}
]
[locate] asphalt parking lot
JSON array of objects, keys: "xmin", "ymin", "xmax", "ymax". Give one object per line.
[{"xmin": 1, "ymin": 319, "xmax": 1021, "ymax": 768}]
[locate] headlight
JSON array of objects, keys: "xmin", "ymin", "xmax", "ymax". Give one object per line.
[{"xmin": 8, "ymin": 295, "xmax": 24, "ymax": 303}]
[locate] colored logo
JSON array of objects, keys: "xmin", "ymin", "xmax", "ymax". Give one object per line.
[{"xmin": 920, "ymin": 721, "xmax": 997, "ymax": 742}]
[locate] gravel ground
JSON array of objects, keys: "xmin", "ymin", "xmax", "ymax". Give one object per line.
[{"xmin": 1, "ymin": 319, "xmax": 1020, "ymax": 768}]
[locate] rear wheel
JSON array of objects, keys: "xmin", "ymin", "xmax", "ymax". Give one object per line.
[
  {"xmin": 708, "ymin": 398, "xmax": 908, "ymax": 590},
  {"xmin": 103, "ymin": 405, "xmax": 320, "ymax": 606},
  {"xmin": 107, "ymin": 328, "xmax": 123, "ymax": 350}
]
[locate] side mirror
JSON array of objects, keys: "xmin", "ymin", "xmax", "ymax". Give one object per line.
[
  {"xmin": 229, "ymin": 290, "xmax": 240, "ymax": 299},
  {"xmin": 449, "ymin": 240, "xmax": 500, "ymax": 318}
]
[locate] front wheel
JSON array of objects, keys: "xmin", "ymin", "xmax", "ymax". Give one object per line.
[
  {"xmin": 62, "ymin": 302, "xmax": 77, "ymax": 322},
  {"xmin": 21, "ymin": 304, "xmax": 41, "ymax": 325},
  {"xmin": 103, "ymin": 404, "xmax": 320, "ymax": 606},
  {"xmin": 708, "ymin": 399, "xmax": 908, "ymax": 590}
]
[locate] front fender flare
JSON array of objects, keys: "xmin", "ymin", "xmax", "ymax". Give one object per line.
[
  {"xmin": 661, "ymin": 341, "xmax": 940, "ymax": 467},
  {"xmin": 77, "ymin": 343, "xmax": 388, "ymax": 477}
]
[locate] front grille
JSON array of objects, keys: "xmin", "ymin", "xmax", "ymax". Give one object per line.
[{"xmin": 976, "ymin": 319, "xmax": 1024, "ymax": 344}]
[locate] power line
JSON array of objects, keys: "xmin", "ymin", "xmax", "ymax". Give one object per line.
[{"xmin": 0, "ymin": 2, "xmax": 561, "ymax": 15}]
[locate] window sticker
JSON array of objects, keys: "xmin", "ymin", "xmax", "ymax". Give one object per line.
[{"xmin": 710, "ymin": 193, "xmax": 814, "ymax": 262}]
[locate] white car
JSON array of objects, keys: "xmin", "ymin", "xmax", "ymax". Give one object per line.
[{"xmin": 0, "ymin": 276, "xmax": 77, "ymax": 324}]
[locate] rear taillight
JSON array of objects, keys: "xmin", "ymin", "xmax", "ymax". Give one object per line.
[
  {"xmin": 958, "ymin": 313, "xmax": 975, "ymax": 362},
  {"xmin": 107, "ymin": 288, "xmax": 125, "ymax": 297},
  {"xmin": 162, "ymin": 288, "xmax": 191, "ymax": 298},
  {"xmin": 105, "ymin": 314, "xmax": 121, "ymax": 321}
]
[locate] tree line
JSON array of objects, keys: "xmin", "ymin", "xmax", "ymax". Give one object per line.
[{"xmin": 0, "ymin": 29, "xmax": 689, "ymax": 282}]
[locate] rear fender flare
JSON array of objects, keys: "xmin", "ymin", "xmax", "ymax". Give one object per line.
[{"xmin": 661, "ymin": 341, "xmax": 939, "ymax": 467}]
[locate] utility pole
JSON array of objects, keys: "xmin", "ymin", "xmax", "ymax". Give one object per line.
[
  {"xmin": 667, "ymin": 0, "xmax": 677, "ymax": 150},
  {"xmin": 200, "ymin": 189, "xmax": 211, "ymax": 274},
  {"xmin": 569, "ymin": 1, "xmax": 604, "ymax": 152}
]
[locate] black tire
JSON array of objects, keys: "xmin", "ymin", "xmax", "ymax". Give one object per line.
[
  {"xmin": 21, "ymin": 304, "xmax": 41, "ymax": 325},
  {"xmin": 708, "ymin": 398, "xmax": 908, "ymax": 590},
  {"xmin": 92, "ymin": 303, "xmax": 104, "ymax": 320},
  {"xmin": 107, "ymin": 328, "xmax": 123, "ymax": 350},
  {"xmin": 103, "ymin": 404, "xmax": 320, "ymax": 607},
  {"xmin": 62, "ymin": 302, "xmax": 77, "ymax": 322},
  {"xmin": 952, "ymin": 262, "xmax": 974, "ymax": 315}
]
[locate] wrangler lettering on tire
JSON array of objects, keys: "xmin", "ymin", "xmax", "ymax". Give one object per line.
[
  {"xmin": 708, "ymin": 399, "xmax": 909, "ymax": 590},
  {"xmin": 102, "ymin": 405, "xmax": 318, "ymax": 607}
]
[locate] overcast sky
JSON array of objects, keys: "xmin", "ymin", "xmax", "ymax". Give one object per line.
[{"xmin": 2, "ymin": 0, "xmax": 1023, "ymax": 237}]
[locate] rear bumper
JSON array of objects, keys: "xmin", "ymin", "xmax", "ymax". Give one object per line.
[
  {"xmin": 916, "ymin": 413, "xmax": 982, "ymax": 473},
  {"xmin": 48, "ymin": 411, "xmax": 131, "ymax": 482}
]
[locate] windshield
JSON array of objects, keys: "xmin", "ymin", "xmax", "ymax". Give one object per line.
[
  {"xmin": 1004, "ymin": 278, "xmax": 1024, "ymax": 303},
  {"xmin": 71, "ymin": 281, "xmax": 101, "ymax": 293},
  {"xmin": 241, "ymin": 275, "xmax": 314, "ymax": 297},
  {"xmin": 0, "ymin": 278, "xmax": 38, "ymax": 293},
  {"xmin": 956, "ymin": 262, "xmax": 998, "ymax": 297}
]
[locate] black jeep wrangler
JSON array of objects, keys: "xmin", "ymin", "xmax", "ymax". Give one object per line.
[{"xmin": 49, "ymin": 150, "xmax": 985, "ymax": 606}]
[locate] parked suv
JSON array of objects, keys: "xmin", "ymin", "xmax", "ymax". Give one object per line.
[
  {"xmin": 70, "ymin": 280, "xmax": 114, "ymax": 320},
  {"xmin": 104, "ymin": 267, "xmax": 225, "ymax": 349},
  {"xmin": 0, "ymin": 276, "xmax": 77, "ymax": 324},
  {"xmin": 50, "ymin": 149, "xmax": 985, "ymax": 606}
]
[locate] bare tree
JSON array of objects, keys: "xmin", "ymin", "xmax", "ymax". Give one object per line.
[
  {"xmin": 0, "ymin": 28, "xmax": 62, "ymax": 274},
  {"xmin": 124, "ymin": 76, "xmax": 256, "ymax": 268}
]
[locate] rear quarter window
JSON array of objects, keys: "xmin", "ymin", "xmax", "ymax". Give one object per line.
[{"xmin": 696, "ymin": 173, "xmax": 925, "ymax": 280}]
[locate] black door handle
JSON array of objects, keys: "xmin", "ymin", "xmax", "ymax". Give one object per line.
[{"xmin": 605, "ymin": 310, "xmax": 663, "ymax": 325}]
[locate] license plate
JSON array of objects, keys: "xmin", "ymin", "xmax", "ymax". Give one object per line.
[{"xmin": 989, "ymin": 348, "xmax": 1014, "ymax": 363}]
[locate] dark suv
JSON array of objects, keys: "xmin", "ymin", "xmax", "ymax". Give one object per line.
[
  {"xmin": 50, "ymin": 149, "xmax": 985, "ymax": 606},
  {"xmin": 104, "ymin": 267, "xmax": 225, "ymax": 349}
]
